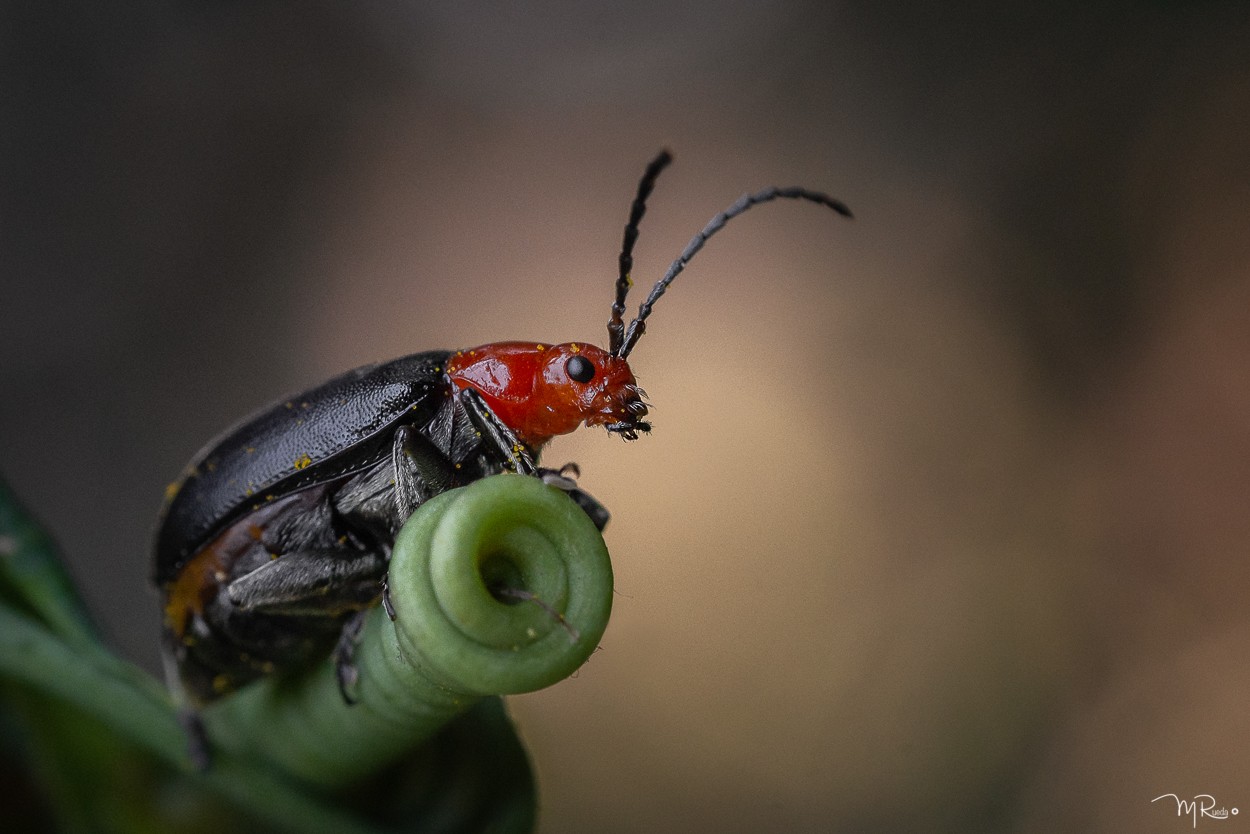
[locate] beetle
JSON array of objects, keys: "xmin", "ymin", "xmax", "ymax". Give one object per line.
[{"xmin": 154, "ymin": 150, "xmax": 851, "ymax": 720}]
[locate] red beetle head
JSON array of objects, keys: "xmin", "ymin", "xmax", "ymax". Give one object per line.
[{"xmin": 445, "ymin": 342, "xmax": 649, "ymax": 448}]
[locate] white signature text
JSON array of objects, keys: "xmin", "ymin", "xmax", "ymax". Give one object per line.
[{"xmin": 1152, "ymin": 794, "xmax": 1239, "ymax": 828}]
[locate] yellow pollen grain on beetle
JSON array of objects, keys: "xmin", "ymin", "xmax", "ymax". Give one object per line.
[
  {"xmin": 570, "ymin": 343, "xmax": 580, "ymax": 353},
  {"xmin": 164, "ymin": 482, "xmax": 181, "ymax": 501},
  {"xmin": 536, "ymin": 344, "xmax": 545, "ymax": 351},
  {"xmin": 294, "ymin": 454, "xmax": 313, "ymax": 470}
]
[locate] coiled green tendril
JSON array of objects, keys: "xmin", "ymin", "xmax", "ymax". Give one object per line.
[{"xmin": 207, "ymin": 473, "xmax": 614, "ymax": 788}]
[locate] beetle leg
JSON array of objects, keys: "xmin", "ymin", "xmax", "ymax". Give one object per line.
[
  {"xmin": 331, "ymin": 608, "xmax": 369, "ymax": 705},
  {"xmin": 458, "ymin": 387, "xmax": 537, "ymax": 475},
  {"xmin": 537, "ymin": 465, "xmax": 578, "ymax": 491},
  {"xmin": 381, "ymin": 573, "xmax": 397, "ymax": 620},
  {"xmin": 226, "ymin": 548, "xmax": 386, "ymax": 615},
  {"xmin": 392, "ymin": 424, "xmax": 453, "ymax": 521},
  {"xmin": 538, "ymin": 466, "xmax": 611, "ymax": 532},
  {"xmin": 161, "ymin": 632, "xmax": 212, "ymax": 769}
]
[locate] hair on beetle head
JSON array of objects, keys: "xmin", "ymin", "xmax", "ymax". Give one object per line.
[{"xmin": 608, "ymin": 151, "xmax": 853, "ymax": 361}]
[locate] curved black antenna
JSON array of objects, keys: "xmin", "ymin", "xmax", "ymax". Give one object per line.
[
  {"xmin": 617, "ymin": 185, "xmax": 852, "ymax": 359},
  {"xmin": 608, "ymin": 150, "xmax": 674, "ymax": 356}
]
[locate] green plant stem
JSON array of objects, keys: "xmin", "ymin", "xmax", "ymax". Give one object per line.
[
  {"xmin": 0, "ymin": 603, "xmax": 389, "ymax": 834},
  {"xmin": 0, "ymin": 471, "xmax": 611, "ymax": 831},
  {"xmin": 0, "ymin": 624, "xmax": 378, "ymax": 834},
  {"xmin": 208, "ymin": 473, "xmax": 614, "ymax": 789}
]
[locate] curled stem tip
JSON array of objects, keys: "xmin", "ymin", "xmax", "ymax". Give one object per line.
[{"xmin": 210, "ymin": 473, "xmax": 614, "ymax": 788}]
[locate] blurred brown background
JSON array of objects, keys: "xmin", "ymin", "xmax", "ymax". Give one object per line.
[{"xmin": 5, "ymin": 1, "xmax": 1250, "ymax": 831}]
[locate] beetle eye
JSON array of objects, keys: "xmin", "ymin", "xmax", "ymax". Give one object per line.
[{"xmin": 566, "ymin": 355, "xmax": 595, "ymax": 383}]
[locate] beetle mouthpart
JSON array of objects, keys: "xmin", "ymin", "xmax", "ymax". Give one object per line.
[
  {"xmin": 589, "ymin": 380, "xmax": 649, "ymax": 440},
  {"xmin": 605, "ymin": 420, "xmax": 651, "ymax": 441}
]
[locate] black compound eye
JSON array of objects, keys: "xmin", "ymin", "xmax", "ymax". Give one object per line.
[{"xmin": 566, "ymin": 354, "xmax": 595, "ymax": 383}]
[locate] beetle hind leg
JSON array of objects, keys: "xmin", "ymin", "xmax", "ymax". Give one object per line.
[
  {"xmin": 160, "ymin": 631, "xmax": 213, "ymax": 769},
  {"xmin": 331, "ymin": 608, "xmax": 369, "ymax": 705},
  {"xmin": 226, "ymin": 548, "xmax": 386, "ymax": 616}
]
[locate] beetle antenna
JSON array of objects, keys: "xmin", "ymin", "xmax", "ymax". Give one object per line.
[
  {"xmin": 609, "ymin": 150, "xmax": 674, "ymax": 356},
  {"xmin": 617, "ymin": 185, "xmax": 852, "ymax": 359}
]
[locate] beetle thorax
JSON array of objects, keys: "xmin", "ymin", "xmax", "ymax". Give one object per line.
[{"xmin": 445, "ymin": 341, "xmax": 649, "ymax": 446}]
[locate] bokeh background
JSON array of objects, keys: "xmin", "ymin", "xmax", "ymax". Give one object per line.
[{"xmin": 5, "ymin": 1, "xmax": 1250, "ymax": 831}]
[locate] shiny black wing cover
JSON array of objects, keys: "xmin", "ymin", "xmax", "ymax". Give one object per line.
[{"xmin": 153, "ymin": 351, "xmax": 452, "ymax": 585}]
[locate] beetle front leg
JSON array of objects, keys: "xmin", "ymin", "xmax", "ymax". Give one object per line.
[
  {"xmin": 457, "ymin": 394, "xmax": 612, "ymax": 531},
  {"xmin": 539, "ymin": 465, "xmax": 611, "ymax": 532},
  {"xmin": 458, "ymin": 387, "xmax": 537, "ymax": 475}
]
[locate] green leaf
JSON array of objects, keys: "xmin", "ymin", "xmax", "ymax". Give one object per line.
[{"xmin": 0, "ymin": 475, "xmax": 98, "ymax": 646}]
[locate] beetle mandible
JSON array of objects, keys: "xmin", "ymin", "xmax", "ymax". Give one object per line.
[{"xmin": 153, "ymin": 150, "xmax": 851, "ymax": 717}]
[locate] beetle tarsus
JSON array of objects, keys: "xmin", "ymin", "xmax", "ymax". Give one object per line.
[
  {"xmin": 381, "ymin": 573, "xmax": 397, "ymax": 621},
  {"xmin": 333, "ymin": 608, "xmax": 369, "ymax": 705},
  {"xmin": 538, "ymin": 466, "xmax": 611, "ymax": 531},
  {"xmin": 538, "ymin": 466, "xmax": 579, "ymax": 492},
  {"xmin": 179, "ymin": 708, "xmax": 212, "ymax": 771}
]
